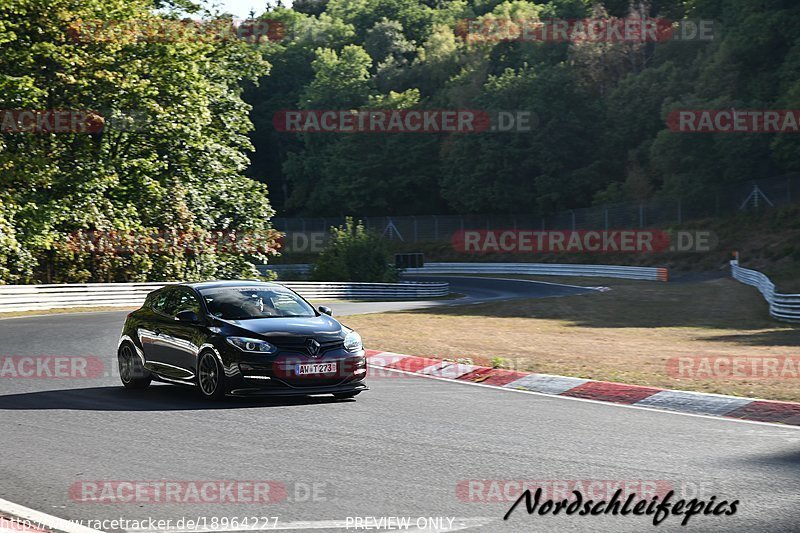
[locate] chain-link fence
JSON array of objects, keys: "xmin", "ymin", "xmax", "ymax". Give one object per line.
[{"xmin": 273, "ymin": 173, "xmax": 800, "ymax": 243}]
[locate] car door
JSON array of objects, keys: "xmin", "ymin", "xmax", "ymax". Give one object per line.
[
  {"xmin": 138, "ymin": 287, "xmax": 176, "ymax": 368},
  {"xmin": 157, "ymin": 288, "xmax": 205, "ymax": 379}
]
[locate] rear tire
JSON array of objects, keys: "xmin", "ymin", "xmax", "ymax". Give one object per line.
[
  {"xmin": 118, "ymin": 343, "xmax": 151, "ymax": 390},
  {"xmin": 197, "ymin": 351, "xmax": 226, "ymax": 400},
  {"xmin": 333, "ymin": 391, "xmax": 360, "ymax": 400}
]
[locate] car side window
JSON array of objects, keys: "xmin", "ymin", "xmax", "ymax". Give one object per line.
[
  {"xmin": 171, "ymin": 289, "xmax": 201, "ymax": 317},
  {"xmin": 151, "ymin": 289, "xmax": 173, "ymax": 315}
]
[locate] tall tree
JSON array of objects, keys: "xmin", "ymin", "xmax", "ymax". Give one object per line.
[{"xmin": 0, "ymin": 0, "xmax": 279, "ymax": 282}]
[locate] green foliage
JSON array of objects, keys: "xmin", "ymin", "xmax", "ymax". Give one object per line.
[
  {"xmin": 326, "ymin": 0, "xmax": 435, "ymax": 43},
  {"xmin": 0, "ymin": 202, "xmax": 34, "ymax": 283},
  {"xmin": 0, "ymin": 0, "xmax": 280, "ymax": 283},
  {"xmin": 246, "ymin": 0, "xmax": 800, "ymax": 217},
  {"xmin": 303, "ymin": 45, "xmax": 375, "ymax": 108},
  {"xmin": 4, "ymin": 0, "xmax": 800, "ymax": 286},
  {"xmin": 490, "ymin": 356, "xmax": 510, "ymax": 369},
  {"xmin": 312, "ymin": 218, "xmax": 399, "ymax": 282}
]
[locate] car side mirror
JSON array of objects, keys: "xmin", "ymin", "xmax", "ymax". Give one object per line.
[
  {"xmin": 318, "ymin": 306, "xmax": 332, "ymax": 316},
  {"xmin": 175, "ymin": 310, "xmax": 200, "ymax": 323}
]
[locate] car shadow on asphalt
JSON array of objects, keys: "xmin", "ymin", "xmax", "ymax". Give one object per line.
[
  {"xmin": 0, "ymin": 384, "xmax": 350, "ymax": 411},
  {"xmin": 738, "ymin": 448, "xmax": 800, "ymax": 471}
]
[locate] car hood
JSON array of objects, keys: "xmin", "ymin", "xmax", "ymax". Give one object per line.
[{"xmin": 218, "ymin": 314, "xmax": 344, "ymax": 338}]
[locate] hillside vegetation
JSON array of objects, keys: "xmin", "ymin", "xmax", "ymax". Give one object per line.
[{"xmin": 249, "ymin": 0, "xmax": 800, "ymax": 217}]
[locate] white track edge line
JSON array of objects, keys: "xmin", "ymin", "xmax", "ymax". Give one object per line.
[
  {"xmin": 124, "ymin": 517, "xmax": 495, "ymax": 532},
  {"xmin": 0, "ymin": 498, "xmax": 103, "ymax": 533}
]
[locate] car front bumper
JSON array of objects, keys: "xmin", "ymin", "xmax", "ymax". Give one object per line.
[
  {"xmin": 220, "ymin": 345, "xmax": 368, "ymax": 395},
  {"xmin": 228, "ymin": 381, "xmax": 368, "ymax": 397}
]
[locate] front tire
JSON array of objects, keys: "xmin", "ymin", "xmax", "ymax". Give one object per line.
[
  {"xmin": 118, "ymin": 343, "xmax": 151, "ymax": 390},
  {"xmin": 197, "ymin": 351, "xmax": 225, "ymax": 400}
]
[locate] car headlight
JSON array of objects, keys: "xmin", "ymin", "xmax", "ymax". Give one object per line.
[
  {"xmin": 225, "ymin": 337, "xmax": 277, "ymax": 354},
  {"xmin": 344, "ymin": 331, "xmax": 363, "ymax": 352}
]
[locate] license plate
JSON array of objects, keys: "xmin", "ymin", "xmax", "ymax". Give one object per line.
[{"xmin": 295, "ymin": 362, "xmax": 337, "ymax": 375}]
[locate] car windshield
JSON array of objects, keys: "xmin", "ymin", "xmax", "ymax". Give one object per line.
[{"xmin": 200, "ymin": 286, "xmax": 316, "ymax": 320}]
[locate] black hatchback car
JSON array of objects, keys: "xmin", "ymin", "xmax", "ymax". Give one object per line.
[{"xmin": 117, "ymin": 280, "xmax": 368, "ymax": 399}]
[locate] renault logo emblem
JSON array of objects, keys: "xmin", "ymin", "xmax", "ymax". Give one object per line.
[{"xmin": 306, "ymin": 338, "xmax": 321, "ymax": 356}]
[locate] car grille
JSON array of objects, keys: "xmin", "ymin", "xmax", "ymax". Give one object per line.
[{"xmin": 271, "ymin": 337, "xmax": 344, "ymax": 354}]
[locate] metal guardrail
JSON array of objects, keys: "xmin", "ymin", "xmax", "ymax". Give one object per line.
[
  {"xmin": 258, "ymin": 264, "xmax": 313, "ymax": 277},
  {"xmin": 262, "ymin": 262, "xmax": 668, "ymax": 282},
  {"xmin": 282, "ymin": 281, "xmax": 449, "ymax": 300},
  {"xmin": 403, "ymin": 262, "xmax": 669, "ymax": 281},
  {"xmin": 0, "ymin": 280, "xmax": 449, "ymax": 313},
  {"xmin": 0, "ymin": 282, "xmax": 174, "ymax": 312},
  {"xmin": 730, "ymin": 260, "xmax": 800, "ymax": 322}
]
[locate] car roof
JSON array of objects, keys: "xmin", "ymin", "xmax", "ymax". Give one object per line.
[{"xmin": 181, "ymin": 280, "xmax": 284, "ymax": 291}]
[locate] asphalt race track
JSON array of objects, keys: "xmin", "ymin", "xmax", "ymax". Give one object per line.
[
  {"xmin": 315, "ymin": 275, "xmax": 598, "ymax": 316},
  {"xmin": 404, "ymin": 275, "xmax": 599, "ymax": 305},
  {"xmin": 1, "ymin": 277, "xmax": 799, "ymax": 533}
]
